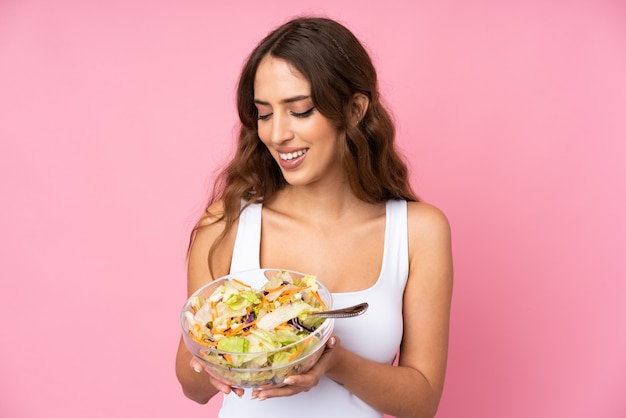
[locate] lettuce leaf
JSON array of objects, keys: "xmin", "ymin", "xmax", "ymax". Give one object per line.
[{"xmin": 256, "ymin": 301, "xmax": 311, "ymax": 331}]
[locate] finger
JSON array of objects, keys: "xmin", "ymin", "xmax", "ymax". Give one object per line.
[
  {"xmin": 326, "ymin": 335, "xmax": 338, "ymax": 349},
  {"xmin": 209, "ymin": 377, "xmax": 236, "ymax": 395},
  {"xmin": 204, "ymin": 370, "xmax": 241, "ymax": 394},
  {"xmin": 190, "ymin": 358, "xmax": 244, "ymax": 397},
  {"xmin": 190, "ymin": 357, "xmax": 204, "ymax": 373},
  {"xmin": 204, "ymin": 372, "xmax": 244, "ymax": 397},
  {"xmin": 252, "ymin": 385, "xmax": 305, "ymax": 400}
]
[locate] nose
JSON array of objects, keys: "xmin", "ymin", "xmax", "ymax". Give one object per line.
[{"xmin": 268, "ymin": 113, "xmax": 293, "ymax": 145}]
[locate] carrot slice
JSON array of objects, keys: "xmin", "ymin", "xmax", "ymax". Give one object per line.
[
  {"xmin": 312, "ymin": 291, "xmax": 326, "ymax": 308},
  {"xmin": 232, "ymin": 278, "xmax": 251, "ymax": 288},
  {"xmin": 265, "ymin": 284, "xmax": 287, "ymax": 293},
  {"xmin": 226, "ymin": 320, "xmax": 257, "ymax": 336},
  {"xmin": 288, "ymin": 336, "xmax": 312, "ymax": 362}
]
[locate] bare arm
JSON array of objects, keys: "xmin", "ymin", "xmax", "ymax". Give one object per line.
[
  {"xmin": 174, "ymin": 203, "xmax": 241, "ymax": 403},
  {"xmin": 175, "ymin": 338, "xmax": 220, "ymax": 404}
]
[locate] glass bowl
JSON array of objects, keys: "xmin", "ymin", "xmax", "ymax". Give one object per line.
[{"xmin": 180, "ymin": 268, "xmax": 334, "ymax": 388}]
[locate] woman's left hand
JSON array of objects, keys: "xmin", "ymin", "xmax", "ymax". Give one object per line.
[{"xmin": 250, "ymin": 335, "xmax": 340, "ymax": 400}]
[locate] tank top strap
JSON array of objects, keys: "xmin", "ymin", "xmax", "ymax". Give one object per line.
[
  {"xmin": 380, "ymin": 200, "xmax": 409, "ymax": 289},
  {"xmin": 229, "ymin": 202, "xmax": 262, "ymax": 273}
]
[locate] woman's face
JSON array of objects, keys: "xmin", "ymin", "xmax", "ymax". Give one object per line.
[{"xmin": 253, "ymin": 55, "xmax": 344, "ymax": 187}]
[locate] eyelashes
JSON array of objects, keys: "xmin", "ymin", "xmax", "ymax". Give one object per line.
[
  {"xmin": 257, "ymin": 106, "xmax": 316, "ymax": 120},
  {"xmin": 292, "ymin": 106, "xmax": 315, "ymax": 118}
]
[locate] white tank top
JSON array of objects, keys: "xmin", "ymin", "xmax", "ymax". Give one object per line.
[{"xmin": 220, "ymin": 200, "xmax": 409, "ymax": 418}]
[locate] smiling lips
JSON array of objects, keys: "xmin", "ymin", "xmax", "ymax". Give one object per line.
[
  {"xmin": 279, "ymin": 149, "xmax": 307, "ymax": 161},
  {"xmin": 277, "ymin": 148, "xmax": 308, "ymax": 169}
]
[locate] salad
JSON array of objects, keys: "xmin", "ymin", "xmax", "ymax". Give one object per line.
[{"xmin": 182, "ymin": 270, "xmax": 331, "ymax": 386}]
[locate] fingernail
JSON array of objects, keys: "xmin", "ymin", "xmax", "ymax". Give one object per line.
[
  {"xmin": 283, "ymin": 377, "xmax": 295, "ymax": 385},
  {"xmin": 193, "ymin": 365, "xmax": 202, "ymax": 373},
  {"xmin": 330, "ymin": 337, "xmax": 336, "ymax": 346}
]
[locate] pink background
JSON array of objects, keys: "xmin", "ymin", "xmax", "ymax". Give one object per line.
[{"xmin": 1, "ymin": 0, "xmax": 625, "ymax": 417}]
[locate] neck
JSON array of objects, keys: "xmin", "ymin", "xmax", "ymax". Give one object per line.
[{"xmin": 274, "ymin": 182, "xmax": 364, "ymax": 221}]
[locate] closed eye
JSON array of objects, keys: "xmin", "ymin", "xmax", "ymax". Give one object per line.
[
  {"xmin": 257, "ymin": 106, "xmax": 315, "ymax": 121},
  {"xmin": 291, "ymin": 106, "xmax": 315, "ymax": 118}
]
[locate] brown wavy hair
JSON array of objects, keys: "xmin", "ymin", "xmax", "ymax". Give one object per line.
[{"xmin": 192, "ymin": 16, "xmax": 418, "ymax": 273}]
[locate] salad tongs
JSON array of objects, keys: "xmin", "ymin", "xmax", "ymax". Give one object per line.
[
  {"xmin": 310, "ymin": 302, "xmax": 369, "ymax": 319},
  {"xmin": 291, "ymin": 303, "xmax": 368, "ymax": 332}
]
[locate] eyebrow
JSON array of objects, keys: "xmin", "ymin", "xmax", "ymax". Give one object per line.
[{"xmin": 253, "ymin": 95, "xmax": 311, "ymax": 106}]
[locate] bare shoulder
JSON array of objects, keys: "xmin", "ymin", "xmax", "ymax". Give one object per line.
[
  {"xmin": 405, "ymin": 201, "xmax": 453, "ymax": 282},
  {"xmin": 191, "ymin": 201, "xmax": 227, "ymax": 252},
  {"xmin": 406, "ymin": 201, "xmax": 451, "ymax": 241},
  {"xmin": 187, "ymin": 200, "xmax": 237, "ymax": 294},
  {"xmin": 196, "ymin": 200, "xmax": 226, "ymax": 228}
]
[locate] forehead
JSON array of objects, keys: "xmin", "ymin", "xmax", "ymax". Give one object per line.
[{"xmin": 253, "ymin": 55, "xmax": 311, "ymax": 101}]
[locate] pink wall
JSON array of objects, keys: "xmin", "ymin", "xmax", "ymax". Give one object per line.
[{"xmin": 1, "ymin": 1, "xmax": 625, "ymax": 417}]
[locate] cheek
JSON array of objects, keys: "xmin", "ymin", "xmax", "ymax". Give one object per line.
[
  {"xmin": 256, "ymin": 124, "xmax": 271, "ymax": 146},
  {"xmin": 317, "ymin": 124, "xmax": 342, "ymax": 148}
]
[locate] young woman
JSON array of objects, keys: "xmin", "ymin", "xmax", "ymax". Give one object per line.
[{"xmin": 175, "ymin": 16, "xmax": 453, "ymax": 418}]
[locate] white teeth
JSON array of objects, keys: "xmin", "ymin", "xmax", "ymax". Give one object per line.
[{"xmin": 279, "ymin": 149, "xmax": 307, "ymax": 161}]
